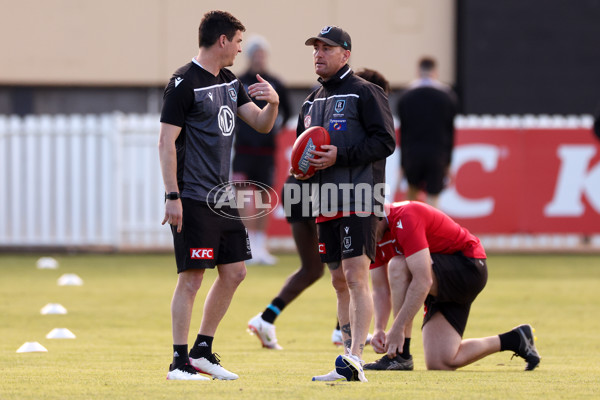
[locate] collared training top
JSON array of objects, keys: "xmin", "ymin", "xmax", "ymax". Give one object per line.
[
  {"xmin": 386, "ymin": 201, "xmax": 486, "ymax": 259},
  {"xmin": 160, "ymin": 59, "xmax": 251, "ymax": 203}
]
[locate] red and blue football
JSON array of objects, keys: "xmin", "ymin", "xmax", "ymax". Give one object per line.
[{"xmin": 291, "ymin": 126, "xmax": 330, "ymax": 176}]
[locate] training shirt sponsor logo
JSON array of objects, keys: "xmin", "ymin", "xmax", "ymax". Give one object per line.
[
  {"xmin": 190, "ymin": 248, "xmax": 214, "ymax": 259},
  {"xmin": 208, "ymin": 92, "xmax": 213, "ymax": 101},
  {"xmin": 329, "ymin": 119, "xmax": 347, "ymax": 131},
  {"xmin": 396, "ymin": 220, "xmax": 403, "ymax": 229},
  {"xmin": 318, "ymin": 243, "xmax": 326, "ymax": 254},
  {"xmin": 218, "ymin": 106, "xmax": 235, "ymax": 136},
  {"xmin": 175, "ymin": 77, "xmax": 183, "ymax": 87}
]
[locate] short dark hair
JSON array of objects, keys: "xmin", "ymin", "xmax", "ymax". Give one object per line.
[
  {"xmin": 356, "ymin": 68, "xmax": 390, "ymax": 94},
  {"xmin": 198, "ymin": 10, "xmax": 246, "ymax": 48},
  {"xmin": 418, "ymin": 56, "xmax": 436, "ymax": 73}
]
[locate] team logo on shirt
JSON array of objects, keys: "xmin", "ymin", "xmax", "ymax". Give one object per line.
[
  {"xmin": 218, "ymin": 106, "xmax": 235, "ymax": 136},
  {"xmin": 334, "ymin": 99, "xmax": 345, "ymax": 113},
  {"xmin": 228, "ymin": 88, "xmax": 237, "ymax": 102},
  {"xmin": 304, "ymin": 115, "xmax": 312, "ymax": 129},
  {"xmin": 175, "ymin": 77, "xmax": 183, "ymax": 87}
]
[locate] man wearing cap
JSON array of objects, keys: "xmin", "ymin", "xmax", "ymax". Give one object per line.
[{"xmin": 292, "ymin": 26, "xmax": 396, "ymax": 382}]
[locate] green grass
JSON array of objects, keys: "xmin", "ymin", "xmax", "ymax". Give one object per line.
[{"xmin": 1, "ymin": 253, "xmax": 599, "ymax": 399}]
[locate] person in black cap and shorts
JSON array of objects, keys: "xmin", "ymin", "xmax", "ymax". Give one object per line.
[
  {"xmin": 159, "ymin": 10, "xmax": 279, "ymax": 381},
  {"xmin": 247, "ymin": 69, "xmax": 391, "ymax": 351},
  {"xmin": 293, "ymin": 25, "xmax": 396, "ymax": 382}
]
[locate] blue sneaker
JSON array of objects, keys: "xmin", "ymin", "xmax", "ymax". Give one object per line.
[{"xmin": 335, "ymin": 354, "xmax": 367, "ymax": 382}]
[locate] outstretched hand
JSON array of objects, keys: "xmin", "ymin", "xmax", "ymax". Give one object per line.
[{"xmin": 247, "ymin": 74, "xmax": 279, "ymax": 104}]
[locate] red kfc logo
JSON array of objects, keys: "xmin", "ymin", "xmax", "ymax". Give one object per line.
[
  {"xmin": 190, "ymin": 248, "xmax": 214, "ymax": 259},
  {"xmin": 318, "ymin": 243, "xmax": 326, "ymax": 254}
]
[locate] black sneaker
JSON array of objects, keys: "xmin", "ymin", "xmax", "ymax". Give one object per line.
[
  {"xmin": 511, "ymin": 324, "xmax": 541, "ymax": 371},
  {"xmin": 363, "ymin": 354, "xmax": 414, "ymax": 371},
  {"xmin": 166, "ymin": 363, "xmax": 210, "ymax": 380}
]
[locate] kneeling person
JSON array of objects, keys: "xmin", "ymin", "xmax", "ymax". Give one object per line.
[{"xmin": 365, "ymin": 201, "xmax": 541, "ymax": 371}]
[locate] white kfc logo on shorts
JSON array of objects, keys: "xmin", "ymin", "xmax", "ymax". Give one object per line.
[{"xmin": 190, "ymin": 248, "xmax": 214, "ymax": 259}]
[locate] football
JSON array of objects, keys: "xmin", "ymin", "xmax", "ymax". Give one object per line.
[{"xmin": 290, "ymin": 126, "xmax": 330, "ymax": 176}]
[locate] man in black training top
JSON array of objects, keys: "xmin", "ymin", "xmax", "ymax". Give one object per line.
[{"xmin": 159, "ymin": 10, "xmax": 279, "ymax": 381}]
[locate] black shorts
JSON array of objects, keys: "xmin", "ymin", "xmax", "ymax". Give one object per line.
[
  {"xmin": 402, "ymin": 155, "xmax": 449, "ymax": 195},
  {"xmin": 231, "ymin": 153, "xmax": 274, "ymax": 187},
  {"xmin": 422, "ymin": 252, "xmax": 488, "ymax": 336},
  {"xmin": 170, "ymin": 197, "xmax": 252, "ymax": 273},
  {"xmin": 317, "ymin": 214, "xmax": 378, "ymax": 264},
  {"xmin": 281, "ymin": 175, "xmax": 315, "ymax": 223}
]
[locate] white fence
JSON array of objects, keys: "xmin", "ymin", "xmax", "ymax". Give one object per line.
[
  {"xmin": 0, "ymin": 113, "xmax": 172, "ymax": 250},
  {"xmin": 1, "ymin": 113, "xmax": 597, "ymax": 252}
]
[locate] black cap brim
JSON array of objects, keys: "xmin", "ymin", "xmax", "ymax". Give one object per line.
[{"xmin": 305, "ymin": 37, "xmax": 342, "ymax": 47}]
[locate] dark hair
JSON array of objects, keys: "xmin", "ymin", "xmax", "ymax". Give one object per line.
[
  {"xmin": 418, "ymin": 56, "xmax": 436, "ymax": 73},
  {"xmin": 356, "ymin": 68, "xmax": 390, "ymax": 94},
  {"xmin": 198, "ymin": 10, "xmax": 246, "ymax": 48}
]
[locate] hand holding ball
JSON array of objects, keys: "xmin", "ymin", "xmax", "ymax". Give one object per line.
[{"xmin": 290, "ymin": 126, "xmax": 331, "ymax": 176}]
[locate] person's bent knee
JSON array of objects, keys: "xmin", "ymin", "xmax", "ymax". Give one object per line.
[
  {"xmin": 425, "ymin": 359, "xmax": 457, "ymax": 371},
  {"xmin": 387, "ymin": 256, "xmax": 409, "ymax": 281}
]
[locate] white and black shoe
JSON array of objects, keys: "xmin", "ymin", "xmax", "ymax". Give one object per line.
[
  {"xmin": 189, "ymin": 353, "xmax": 239, "ymax": 380},
  {"xmin": 166, "ymin": 363, "xmax": 210, "ymax": 381}
]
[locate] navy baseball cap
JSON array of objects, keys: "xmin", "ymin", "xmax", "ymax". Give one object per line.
[{"xmin": 305, "ymin": 26, "xmax": 351, "ymax": 51}]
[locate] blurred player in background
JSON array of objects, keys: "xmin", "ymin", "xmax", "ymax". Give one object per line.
[
  {"xmin": 397, "ymin": 57, "xmax": 458, "ymax": 208},
  {"xmin": 159, "ymin": 10, "xmax": 279, "ymax": 381},
  {"xmin": 247, "ymin": 68, "xmax": 391, "ymax": 351},
  {"xmin": 364, "ymin": 201, "xmax": 541, "ymax": 372},
  {"xmin": 232, "ymin": 35, "xmax": 291, "ymax": 265}
]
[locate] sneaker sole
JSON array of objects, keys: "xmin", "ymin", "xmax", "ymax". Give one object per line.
[
  {"xmin": 247, "ymin": 325, "xmax": 283, "ymax": 350},
  {"xmin": 189, "ymin": 359, "xmax": 239, "ymax": 380}
]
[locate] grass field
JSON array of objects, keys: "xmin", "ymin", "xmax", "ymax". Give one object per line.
[{"xmin": 1, "ymin": 252, "xmax": 599, "ymax": 399}]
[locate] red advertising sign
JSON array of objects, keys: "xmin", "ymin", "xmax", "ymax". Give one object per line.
[{"xmin": 269, "ymin": 127, "xmax": 600, "ymax": 236}]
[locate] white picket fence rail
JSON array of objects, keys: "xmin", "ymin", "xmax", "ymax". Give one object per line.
[{"xmin": 0, "ymin": 113, "xmax": 171, "ymax": 250}]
